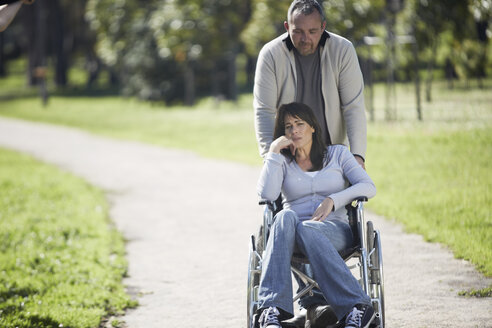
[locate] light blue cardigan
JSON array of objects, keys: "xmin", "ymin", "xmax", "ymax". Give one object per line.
[{"xmin": 257, "ymin": 145, "xmax": 376, "ymax": 222}]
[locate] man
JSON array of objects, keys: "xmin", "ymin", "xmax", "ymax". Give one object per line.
[
  {"xmin": 254, "ymin": 0, "xmax": 366, "ymax": 168},
  {"xmin": 253, "ymin": 1, "xmax": 369, "ymax": 327}
]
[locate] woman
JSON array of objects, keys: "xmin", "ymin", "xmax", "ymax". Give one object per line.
[{"xmin": 256, "ymin": 102, "xmax": 376, "ymax": 328}]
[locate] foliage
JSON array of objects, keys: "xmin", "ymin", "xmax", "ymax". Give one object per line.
[
  {"xmin": 85, "ymin": 0, "xmax": 250, "ymax": 102},
  {"xmin": 410, "ymin": 0, "xmax": 490, "ymax": 81},
  {"xmin": 321, "ymin": 0, "xmax": 385, "ymax": 44},
  {"xmin": 240, "ymin": 0, "xmax": 290, "ymax": 56},
  {"xmin": 0, "ymin": 148, "xmax": 136, "ymax": 328},
  {"xmin": 2, "ymin": 0, "xmax": 491, "ymax": 102}
]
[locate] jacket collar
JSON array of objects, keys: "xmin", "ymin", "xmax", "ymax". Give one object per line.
[{"xmin": 283, "ymin": 30, "xmax": 330, "ymax": 51}]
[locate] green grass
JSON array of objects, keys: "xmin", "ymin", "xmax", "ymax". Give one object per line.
[
  {"xmin": 0, "ymin": 95, "xmax": 262, "ymax": 166},
  {"xmin": 367, "ymin": 126, "xmax": 491, "ymax": 274},
  {"xmin": 0, "ymin": 148, "xmax": 136, "ymax": 328},
  {"xmin": 0, "ymin": 71, "xmax": 490, "ymax": 282}
]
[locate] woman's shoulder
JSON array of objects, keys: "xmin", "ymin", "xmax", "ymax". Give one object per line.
[
  {"xmin": 326, "ymin": 144, "xmax": 350, "ymax": 155},
  {"xmin": 325, "ymin": 144, "xmax": 351, "ymax": 163}
]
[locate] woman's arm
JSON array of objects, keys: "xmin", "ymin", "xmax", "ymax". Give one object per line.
[
  {"xmin": 328, "ymin": 147, "xmax": 376, "ymax": 211},
  {"xmin": 257, "ymin": 152, "xmax": 285, "ymax": 201}
]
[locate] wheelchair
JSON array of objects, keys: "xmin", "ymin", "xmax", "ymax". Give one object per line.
[{"xmin": 247, "ymin": 197, "xmax": 385, "ymax": 328}]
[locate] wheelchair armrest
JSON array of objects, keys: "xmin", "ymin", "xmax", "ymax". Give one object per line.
[
  {"xmin": 259, "ymin": 199, "xmax": 277, "ymax": 212},
  {"xmin": 350, "ymin": 197, "xmax": 368, "ymax": 207}
]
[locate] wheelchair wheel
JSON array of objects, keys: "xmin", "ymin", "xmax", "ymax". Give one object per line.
[
  {"xmin": 368, "ymin": 228, "xmax": 385, "ymax": 328},
  {"xmin": 247, "ymin": 225, "xmax": 264, "ymax": 328},
  {"xmin": 366, "ymin": 221, "xmax": 378, "ymax": 283}
]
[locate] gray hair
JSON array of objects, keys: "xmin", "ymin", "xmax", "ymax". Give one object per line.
[{"xmin": 287, "ymin": 0, "xmax": 326, "ymax": 24}]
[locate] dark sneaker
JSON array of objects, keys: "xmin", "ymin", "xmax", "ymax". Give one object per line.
[
  {"xmin": 306, "ymin": 305, "xmax": 338, "ymax": 328},
  {"xmin": 344, "ymin": 304, "xmax": 375, "ymax": 328},
  {"xmin": 280, "ymin": 308, "xmax": 305, "ymax": 328},
  {"xmin": 259, "ymin": 307, "xmax": 282, "ymax": 328}
]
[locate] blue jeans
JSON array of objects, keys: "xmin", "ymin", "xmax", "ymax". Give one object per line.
[
  {"xmin": 258, "ymin": 209, "xmax": 371, "ymax": 320},
  {"xmin": 292, "ymin": 263, "xmax": 327, "ymax": 309}
]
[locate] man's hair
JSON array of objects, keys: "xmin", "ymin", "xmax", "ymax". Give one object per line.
[
  {"xmin": 287, "ymin": 0, "xmax": 326, "ymax": 24},
  {"xmin": 274, "ymin": 102, "xmax": 327, "ymax": 171}
]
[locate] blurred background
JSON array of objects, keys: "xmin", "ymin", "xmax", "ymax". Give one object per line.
[{"xmin": 0, "ymin": 0, "xmax": 490, "ymax": 111}]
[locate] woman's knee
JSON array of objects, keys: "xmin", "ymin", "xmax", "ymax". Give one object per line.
[{"xmin": 273, "ymin": 209, "xmax": 299, "ymax": 231}]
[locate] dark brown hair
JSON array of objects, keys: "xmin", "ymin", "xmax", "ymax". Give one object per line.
[{"xmin": 274, "ymin": 102, "xmax": 327, "ymax": 171}]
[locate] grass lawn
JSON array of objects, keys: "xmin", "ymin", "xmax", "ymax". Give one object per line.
[
  {"xmin": 0, "ymin": 71, "xmax": 490, "ymax": 289},
  {"xmin": 0, "ymin": 148, "xmax": 136, "ymax": 327}
]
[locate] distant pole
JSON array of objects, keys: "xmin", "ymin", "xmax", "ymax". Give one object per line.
[
  {"xmin": 412, "ymin": 20, "xmax": 422, "ymax": 121},
  {"xmin": 385, "ymin": 1, "xmax": 399, "ymax": 121},
  {"xmin": 368, "ymin": 45, "xmax": 374, "ymax": 122}
]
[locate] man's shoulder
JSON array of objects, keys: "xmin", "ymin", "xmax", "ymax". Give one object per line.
[
  {"xmin": 260, "ymin": 32, "xmax": 289, "ymax": 55},
  {"xmin": 324, "ymin": 31, "xmax": 354, "ymax": 50}
]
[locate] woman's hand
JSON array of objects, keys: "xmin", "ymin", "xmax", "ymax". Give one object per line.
[
  {"xmin": 269, "ymin": 136, "xmax": 295, "ymax": 155},
  {"xmin": 311, "ymin": 197, "xmax": 334, "ymax": 222}
]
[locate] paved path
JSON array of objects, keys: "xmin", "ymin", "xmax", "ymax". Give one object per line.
[{"xmin": 0, "ymin": 117, "xmax": 490, "ymax": 328}]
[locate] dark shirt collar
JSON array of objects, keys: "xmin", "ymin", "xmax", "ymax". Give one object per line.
[{"xmin": 283, "ymin": 30, "xmax": 330, "ymax": 51}]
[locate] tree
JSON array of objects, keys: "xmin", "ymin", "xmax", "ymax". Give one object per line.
[{"xmin": 85, "ymin": 0, "xmax": 251, "ymax": 104}]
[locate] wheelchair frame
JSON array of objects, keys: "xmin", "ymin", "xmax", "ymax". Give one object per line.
[{"xmin": 247, "ymin": 198, "xmax": 385, "ymax": 328}]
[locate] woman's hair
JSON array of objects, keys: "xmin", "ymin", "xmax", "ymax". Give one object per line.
[{"xmin": 273, "ymin": 102, "xmax": 327, "ymax": 171}]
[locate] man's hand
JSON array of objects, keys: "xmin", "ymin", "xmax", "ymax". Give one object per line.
[
  {"xmin": 311, "ymin": 197, "xmax": 334, "ymax": 222},
  {"xmin": 354, "ymin": 155, "xmax": 365, "ymax": 170}
]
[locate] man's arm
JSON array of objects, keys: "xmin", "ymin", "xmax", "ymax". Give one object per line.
[
  {"xmin": 338, "ymin": 42, "xmax": 367, "ymax": 160},
  {"xmin": 0, "ymin": 1, "xmax": 22, "ymax": 32},
  {"xmin": 253, "ymin": 47, "xmax": 278, "ymax": 158},
  {"xmin": 0, "ymin": 0, "xmax": 35, "ymax": 32}
]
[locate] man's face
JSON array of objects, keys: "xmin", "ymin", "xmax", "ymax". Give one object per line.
[{"xmin": 284, "ymin": 10, "xmax": 326, "ymax": 56}]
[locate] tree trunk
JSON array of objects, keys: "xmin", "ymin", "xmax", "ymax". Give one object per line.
[
  {"xmin": 413, "ymin": 37, "xmax": 422, "ymax": 121},
  {"xmin": 36, "ymin": 0, "xmax": 48, "ymax": 105},
  {"xmin": 246, "ymin": 55, "xmax": 255, "ymax": 90},
  {"xmin": 226, "ymin": 50, "xmax": 237, "ymax": 101},
  {"xmin": 385, "ymin": 13, "xmax": 397, "ymax": 121},
  {"xmin": 51, "ymin": 0, "xmax": 67, "ymax": 86},
  {"xmin": 184, "ymin": 62, "xmax": 195, "ymax": 106},
  {"xmin": 211, "ymin": 63, "xmax": 219, "ymax": 99},
  {"xmin": 0, "ymin": 33, "xmax": 5, "ymax": 77},
  {"xmin": 24, "ymin": 3, "xmax": 37, "ymax": 86},
  {"xmin": 425, "ymin": 40, "xmax": 437, "ymax": 103}
]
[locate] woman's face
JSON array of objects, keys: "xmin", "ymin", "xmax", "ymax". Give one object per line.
[{"xmin": 284, "ymin": 114, "xmax": 315, "ymax": 149}]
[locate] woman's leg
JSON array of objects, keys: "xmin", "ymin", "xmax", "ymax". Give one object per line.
[
  {"xmin": 258, "ymin": 209, "xmax": 299, "ymax": 315},
  {"xmin": 295, "ymin": 219, "xmax": 371, "ymax": 320}
]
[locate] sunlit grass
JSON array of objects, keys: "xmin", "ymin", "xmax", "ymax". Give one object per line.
[
  {"xmin": 0, "ymin": 95, "xmax": 262, "ymax": 165},
  {"xmin": 0, "ymin": 148, "xmax": 136, "ymax": 328},
  {"xmin": 367, "ymin": 126, "xmax": 491, "ymax": 275}
]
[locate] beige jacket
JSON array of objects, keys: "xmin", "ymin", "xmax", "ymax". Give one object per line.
[{"xmin": 254, "ymin": 31, "xmax": 367, "ymax": 159}]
